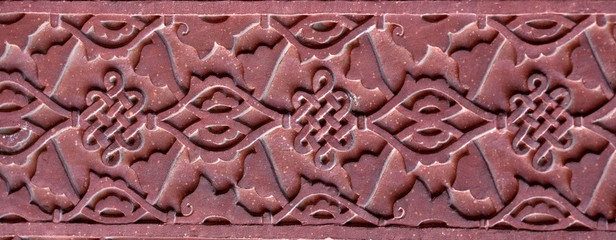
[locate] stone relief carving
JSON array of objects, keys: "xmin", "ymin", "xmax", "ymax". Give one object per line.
[{"xmin": 1, "ymin": 12, "xmax": 616, "ymax": 231}]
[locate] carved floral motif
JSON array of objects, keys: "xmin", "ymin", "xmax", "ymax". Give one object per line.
[{"xmin": 0, "ymin": 12, "xmax": 616, "ymax": 231}]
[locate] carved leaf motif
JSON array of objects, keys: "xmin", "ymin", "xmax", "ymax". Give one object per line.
[
  {"xmin": 0, "ymin": 10, "xmax": 615, "ymax": 232},
  {"xmin": 367, "ymin": 25, "xmax": 412, "ymax": 95},
  {"xmin": 411, "ymin": 46, "xmax": 464, "ymax": 92},
  {"xmin": 235, "ymin": 187, "xmax": 282, "ymax": 214},
  {"xmin": 346, "ymin": 35, "xmax": 393, "ymax": 101},
  {"xmin": 0, "ymin": 76, "xmax": 46, "ymax": 155},
  {"xmin": 27, "ymin": 184, "xmax": 73, "ymax": 213},
  {"xmin": 448, "ymin": 188, "xmax": 497, "ymax": 218},
  {"xmin": 153, "ymin": 143, "xmax": 200, "ymax": 213},
  {"xmin": 0, "ymin": 44, "xmax": 40, "ymax": 88},
  {"xmin": 446, "ymin": 21, "xmax": 498, "ymax": 54},
  {"xmin": 157, "ymin": 26, "xmax": 249, "ymax": 94},
  {"xmin": 232, "ymin": 22, "xmax": 283, "ymax": 55},
  {"xmin": 24, "ymin": 22, "xmax": 72, "ymax": 55}
]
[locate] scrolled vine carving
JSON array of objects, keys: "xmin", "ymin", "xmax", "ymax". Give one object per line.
[{"xmin": 1, "ymin": 9, "xmax": 616, "ymax": 234}]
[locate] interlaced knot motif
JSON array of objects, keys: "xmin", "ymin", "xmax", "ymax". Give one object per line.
[
  {"xmin": 509, "ymin": 73, "xmax": 574, "ymax": 171},
  {"xmin": 80, "ymin": 71, "xmax": 146, "ymax": 166},
  {"xmin": 291, "ymin": 69, "xmax": 356, "ymax": 169}
]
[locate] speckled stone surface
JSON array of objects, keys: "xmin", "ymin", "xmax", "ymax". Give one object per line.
[{"xmin": 1, "ymin": 1, "xmax": 616, "ymax": 239}]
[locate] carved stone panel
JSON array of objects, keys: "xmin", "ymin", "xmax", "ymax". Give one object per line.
[{"xmin": 1, "ymin": 1, "xmax": 616, "ymax": 238}]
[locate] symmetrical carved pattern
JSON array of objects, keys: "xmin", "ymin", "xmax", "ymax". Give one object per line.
[
  {"xmin": 2, "ymin": 11, "xmax": 616, "ymax": 232},
  {"xmin": 291, "ymin": 69, "xmax": 356, "ymax": 169},
  {"xmin": 509, "ymin": 73, "xmax": 574, "ymax": 172}
]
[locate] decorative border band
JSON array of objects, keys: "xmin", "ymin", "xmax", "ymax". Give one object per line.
[{"xmin": 1, "ymin": 1, "xmax": 616, "ymax": 238}]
